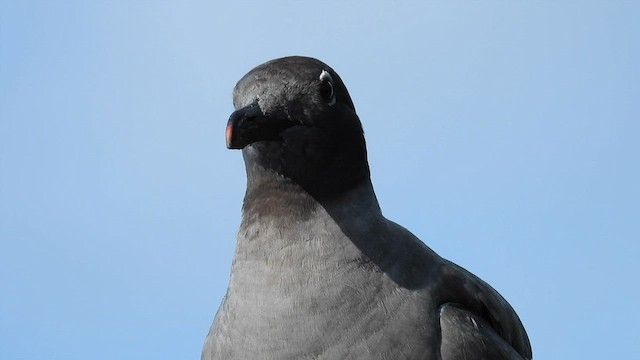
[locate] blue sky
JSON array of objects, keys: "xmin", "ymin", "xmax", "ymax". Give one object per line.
[{"xmin": 1, "ymin": 1, "xmax": 638, "ymax": 359}]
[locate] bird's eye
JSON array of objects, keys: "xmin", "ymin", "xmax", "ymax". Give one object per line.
[
  {"xmin": 320, "ymin": 80, "xmax": 334, "ymax": 102},
  {"xmin": 319, "ymin": 70, "xmax": 336, "ymax": 106}
]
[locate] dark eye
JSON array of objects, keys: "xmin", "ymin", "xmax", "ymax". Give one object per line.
[
  {"xmin": 319, "ymin": 70, "xmax": 336, "ymax": 106},
  {"xmin": 320, "ymin": 80, "xmax": 334, "ymax": 101}
]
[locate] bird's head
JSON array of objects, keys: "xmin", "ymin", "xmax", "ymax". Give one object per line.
[{"xmin": 226, "ymin": 56, "xmax": 370, "ymax": 198}]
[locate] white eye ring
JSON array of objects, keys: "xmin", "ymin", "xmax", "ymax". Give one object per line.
[
  {"xmin": 319, "ymin": 69, "xmax": 333, "ymax": 82},
  {"xmin": 319, "ymin": 70, "xmax": 336, "ymax": 106}
]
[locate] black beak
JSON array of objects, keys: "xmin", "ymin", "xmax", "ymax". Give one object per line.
[{"xmin": 226, "ymin": 102, "xmax": 297, "ymax": 149}]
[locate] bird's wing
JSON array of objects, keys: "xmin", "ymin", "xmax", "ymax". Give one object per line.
[
  {"xmin": 438, "ymin": 261, "xmax": 532, "ymax": 360},
  {"xmin": 439, "ymin": 303, "xmax": 526, "ymax": 360}
]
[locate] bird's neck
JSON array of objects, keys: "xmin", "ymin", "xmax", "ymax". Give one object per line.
[
  {"xmin": 243, "ymin": 164, "xmax": 380, "ymax": 223},
  {"xmin": 236, "ymin": 166, "xmax": 383, "ymax": 262}
]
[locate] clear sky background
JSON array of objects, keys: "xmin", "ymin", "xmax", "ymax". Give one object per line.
[{"xmin": 1, "ymin": 1, "xmax": 638, "ymax": 359}]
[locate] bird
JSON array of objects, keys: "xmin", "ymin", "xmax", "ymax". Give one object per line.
[{"xmin": 202, "ymin": 56, "xmax": 532, "ymax": 360}]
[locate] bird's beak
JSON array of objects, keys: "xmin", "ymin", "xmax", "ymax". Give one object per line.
[{"xmin": 226, "ymin": 102, "xmax": 296, "ymax": 149}]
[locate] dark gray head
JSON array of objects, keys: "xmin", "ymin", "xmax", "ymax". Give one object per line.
[{"xmin": 226, "ymin": 56, "xmax": 370, "ymax": 199}]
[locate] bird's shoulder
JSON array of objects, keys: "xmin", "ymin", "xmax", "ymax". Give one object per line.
[
  {"xmin": 376, "ymin": 220, "xmax": 531, "ymax": 358},
  {"xmin": 436, "ymin": 259, "xmax": 533, "ymax": 359}
]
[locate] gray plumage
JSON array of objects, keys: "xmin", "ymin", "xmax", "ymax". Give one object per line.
[{"xmin": 203, "ymin": 56, "xmax": 532, "ymax": 360}]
